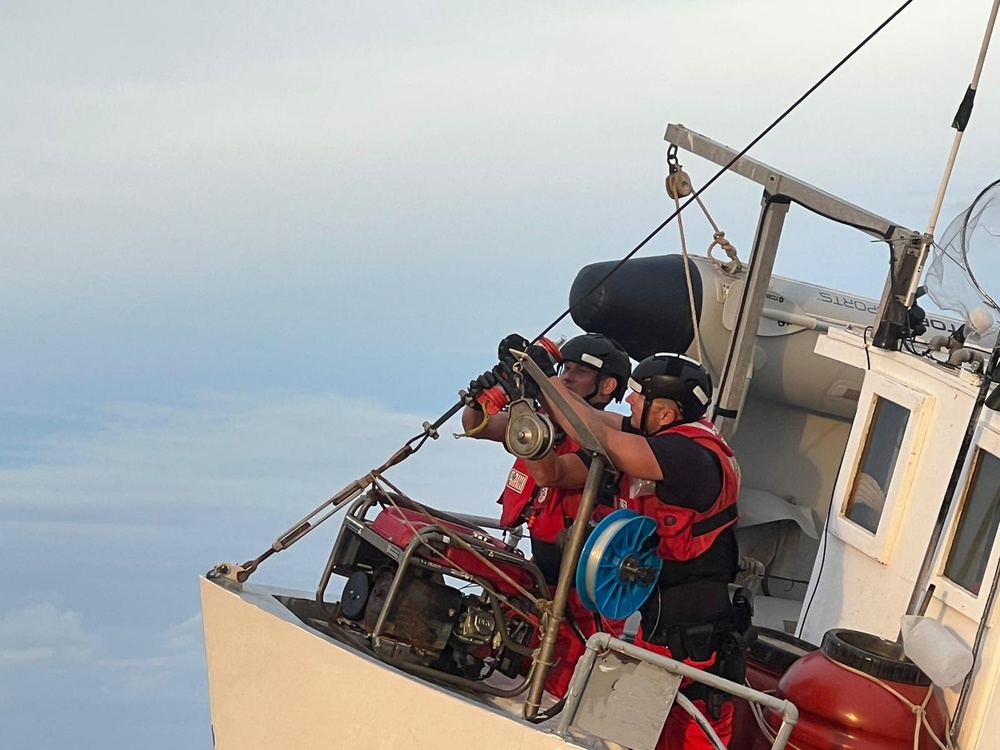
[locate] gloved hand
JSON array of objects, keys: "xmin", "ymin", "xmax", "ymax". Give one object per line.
[
  {"xmin": 490, "ymin": 361, "xmax": 521, "ymax": 399},
  {"xmin": 498, "ymin": 334, "xmax": 557, "ymax": 377},
  {"xmin": 498, "ymin": 333, "xmax": 531, "ymax": 366},
  {"xmin": 470, "ymin": 361, "xmax": 524, "ymax": 400},
  {"xmin": 525, "ymin": 343, "xmax": 557, "ymax": 378},
  {"xmin": 497, "ymin": 333, "xmax": 557, "ymax": 379},
  {"xmin": 513, "ymin": 344, "xmax": 557, "ymax": 403},
  {"xmin": 462, "ymin": 369, "xmax": 500, "ymax": 410}
]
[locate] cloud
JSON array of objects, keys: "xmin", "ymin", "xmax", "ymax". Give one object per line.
[
  {"xmin": 163, "ymin": 613, "xmax": 203, "ymax": 654},
  {"xmin": 0, "ymin": 393, "xmax": 416, "ymax": 512},
  {"xmin": 0, "ymin": 606, "xmax": 205, "ymax": 698},
  {"xmin": 4, "ymin": 0, "xmax": 992, "ymax": 294},
  {"xmin": 4, "ymin": 0, "xmax": 997, "ymax": 425},
  {"xmin": 0, "ymin": 602, "xmax": 93, "ymax": 666},
  {"xmin": 0, "ymin": 390, "xmax": 514, "ymax": 531},
  {"xmin": 86, "ymin": 613, "xmax": 207, "ymax": 700}
]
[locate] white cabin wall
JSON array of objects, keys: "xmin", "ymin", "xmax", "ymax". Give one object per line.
[
  {"xmin": 923, "ymin": 408, "xmax": 1000, "ymax": 750},
  {"xmin": 925, "ymin": 593, "xmax": 1000, "ymax": 749},
  {"xmin": 795, "ymin": 332, "xmax": 1000, "ymax": 750},
  {"xmin": 731, "ymin": 396, "xmax": 852, "ymax": 516},
  {"xmin": 799, "ymin": 331, "xmax": 979, "ymax": 648},
  {"xmin": 798, "ymin": 541, "xmax": 919, "ymax": 642}
]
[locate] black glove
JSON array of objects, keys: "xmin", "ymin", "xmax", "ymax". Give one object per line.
[
  {"xmin": 498, "ymin": 334, "xmax": 557, "ymax": 378},
  {"xmin": 465, "ymin": 363, "xmax": 526, "ymax": 408},
  {"xmin": 498, "ymin": 333, "xmax": 531, "ymax": 366},
  {"xmin": 525, "ymin": 343, "xmax": 557, "ymax": 378},
  {"xmin": 470, "ymin": 369, "xmax": 499, "ymax": 394},
  {"xmin": 462, "ymin": 369, "xmax": 500, "ymax": 410},
  {"xmin": 490, "ymin": 361, "xmax": 521, "ymax": 399}
]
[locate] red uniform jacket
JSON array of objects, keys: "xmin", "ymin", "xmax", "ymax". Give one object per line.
[{"xmin": 498, "ymin": 438, "xmax": 584, "ymax": 543}]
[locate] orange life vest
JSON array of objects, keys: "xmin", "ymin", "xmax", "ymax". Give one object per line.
[
  {"xmin": 619, "ymin": 419, "xmax": 740, "ymax": 562},
  {"xmin": 498, "ymin": 438, "xmax": 582, "ymax": 543}
]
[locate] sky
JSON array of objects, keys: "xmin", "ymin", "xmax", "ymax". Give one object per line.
[{"xmin": 2, "ymin": 1, "xmax": 999, "ymax": 748}]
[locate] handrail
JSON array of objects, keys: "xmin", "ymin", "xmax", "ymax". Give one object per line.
[{"xmin": 557, "ymin": 633, "xmax": 799, "ymax": 750}]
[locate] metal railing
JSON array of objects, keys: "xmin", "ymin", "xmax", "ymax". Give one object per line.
[{"xmin": 557, "ymin": 633, "xmax": 799, "ymax": 750}]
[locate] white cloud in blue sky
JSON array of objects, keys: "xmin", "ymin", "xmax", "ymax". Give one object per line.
[
  {"xmin": 0, "ymin": 602, "xmax": 93, "ymax": 666},
  {"xmin": 3, "ymin": 1, "xmax": 999, "ymax": 747},
  {"xmin": 0, "ymin": 390, "xmax": 514, "ymax": 749}
]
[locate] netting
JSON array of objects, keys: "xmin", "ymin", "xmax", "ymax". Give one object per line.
[{"xmin": 925, "ymin": 179, "xmax": 1000, "ymax": 346}]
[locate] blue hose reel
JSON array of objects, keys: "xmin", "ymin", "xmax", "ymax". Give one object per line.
[{"xmin": 575, "ymin": 509, "xmax": 663, "ymax": 620}]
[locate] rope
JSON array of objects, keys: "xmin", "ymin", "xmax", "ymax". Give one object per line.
[
  {"xmin": 746, "ymin": 661, "xmax": 956, "ymax": 750},
  {"xmin": 666, "ymin": 155, "xmax": 743, "ymax": 365},
  {"xmin": 454, "ymin": 409, "xmax": 490, "ymax": 438},
  {"xmin": 829, "ymin": 658, "xmax": 956, "ymax": 750},
  {"xmin": 671, "ymin": 187, "xmax": 705, "ymax": 363},
  {"xmin": 691, "ymin": 192, "xmax": 743, "ymax": 273},
  {"xmin": 746, "ymin": 680, "xmax": 782, "ymax": 746}
]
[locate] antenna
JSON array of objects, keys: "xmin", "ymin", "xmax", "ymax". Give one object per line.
[{"xmin": 874, "ymin": 0, "xmax": 1000, "ymax": 350}]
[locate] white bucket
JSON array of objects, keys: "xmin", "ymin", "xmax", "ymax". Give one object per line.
[{"xmin": 900, "ymin": 615, "xmax": 974, "ymax": 688}]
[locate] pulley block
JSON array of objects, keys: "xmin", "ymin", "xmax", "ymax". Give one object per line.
[
  {"xmin": 576, "ymin": 509, "xmax": 663, "ymax": 620},
  {"xmin": 504, "ymin": 399, "xmax": 555, "ymax": 460},
  {"xmin": 665, "ymin": 168, "xmax": 693, "ymax": 199}
]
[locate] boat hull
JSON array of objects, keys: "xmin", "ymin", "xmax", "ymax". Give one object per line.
[{"xmin": 200, "ymin": 576, "xmax": 597, "ymax": 750}]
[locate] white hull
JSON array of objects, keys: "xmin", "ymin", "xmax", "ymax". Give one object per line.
[{"xmin": 200, "ymin": 577, "xmax": 603, "ymax": 750}]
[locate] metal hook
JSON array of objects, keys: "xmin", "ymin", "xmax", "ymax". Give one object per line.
[{"xmin": 667, "ymin": 143, "xmax": 680, "ymax": 172}]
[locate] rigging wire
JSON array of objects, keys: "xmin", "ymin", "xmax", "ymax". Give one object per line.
[{"xmin": 536, "ymin": 0, "xmax": 917, "ymax": 342}]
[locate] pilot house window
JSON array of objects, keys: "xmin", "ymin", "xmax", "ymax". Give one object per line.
[
  {"xmin": 844, "ymin": 398, "xmax": 910, "ymax": 533},
  {"xmin": 944, "ymin": 450, "xmax": 1000, "ymax": 595}
]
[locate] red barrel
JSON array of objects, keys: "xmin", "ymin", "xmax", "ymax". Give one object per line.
[
  {"xmin": 759, "ymin": 629, "xmax": 949, "ymax": 750},
  {"xmin": 730, "ymin": 628, "xmax": 817, "ymax": 750}
]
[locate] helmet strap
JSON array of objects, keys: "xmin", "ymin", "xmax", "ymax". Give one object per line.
[
  {"xmin": 640, "ymin": 395, "xmax": 684, "ymax": 435},
  {"xmin": 640, "ymin": 397, "xmax": 653, "ymax": 436},
  {"xmin": 583, "ymin": 373, "xmax": 616, "ymax": 409}
]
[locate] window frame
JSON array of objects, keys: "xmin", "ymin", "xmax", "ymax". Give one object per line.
[
  {"xmin": 830, "ymin": 374, "xmax": 928, "ymax": 563},
  {"xmin": 932, "ymin": 424, "xmax": 1000, "ymax": 620}
]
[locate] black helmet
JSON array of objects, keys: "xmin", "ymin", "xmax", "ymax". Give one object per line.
[
  {"xmin": 629, "ymin": 353, "xmax": 712, "ymax": 423},
  {"xmin": 560, "ymin": 333, "xmax": 632, "ymax": 402}
]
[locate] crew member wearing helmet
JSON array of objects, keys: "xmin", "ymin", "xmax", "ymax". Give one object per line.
[
  {"xmin": 461, "ymin": 332, "xmax": 632, "ymax": 697},
  {"xmin": 462, "ymin": 332, "xmax": 632, "ymax": 575},
  {"xmin": 531, "ymin": 352, "xmax": 740, "ymax": 750}
]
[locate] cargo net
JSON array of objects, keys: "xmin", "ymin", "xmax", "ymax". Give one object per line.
[{"xmin": 925, "ymin": 178, "xmax": 1000, "ymax": 347}]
